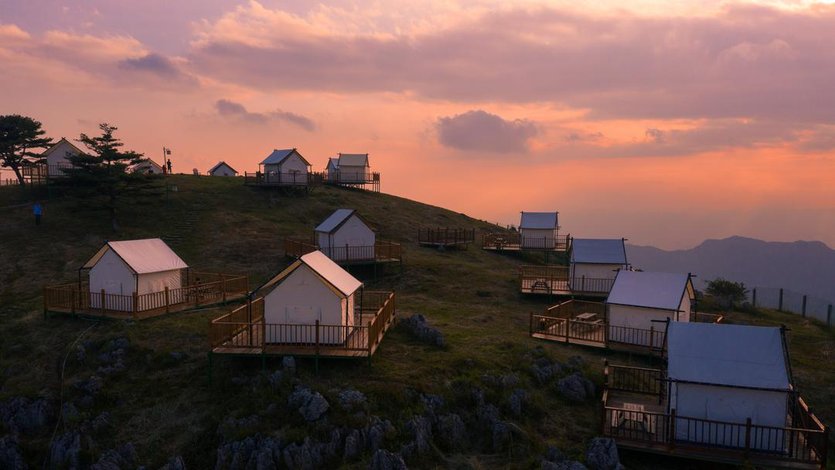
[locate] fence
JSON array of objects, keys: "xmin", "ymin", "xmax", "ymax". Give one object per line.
[{"xmin": 749, "ymin": 287, "xmax": 835, "ymax": 327}]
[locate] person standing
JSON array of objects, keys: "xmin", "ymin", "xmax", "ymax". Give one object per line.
[{"xmin": 33, "ymin": 201, "xmax": 43, "ymax": 226}]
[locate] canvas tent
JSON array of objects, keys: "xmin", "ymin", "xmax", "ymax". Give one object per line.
[
  {"xmin": 569, "ymin": 238, "xmax": 627, "ymax": 292},
  {"xmin": 606, "ymin": 270, "xmax": 694, "ymax": 347},
  {"xmin": 326, "ymin": 157, "xmax": 339, "ymax": 181},
  {"xmin": 335, "ymin": 153, "xmax": 370, "ymax": 183},
  {"xmin": 259, "ymin": 250, "xmax": 362, "ymax": 345},
  {"xmin": 83, "ymin": 238, "xmax": 188, "ymax": 311},
  {"xmin": 40, "ymin": 138, "xmax": 83, "ymax": 177},
  {"xmin": 259, "ymin": 148, "xmax": 310, "ymax": 184},
  {"xmin": 315, "ymin": 209, "xmax": 375, "ymax": 261},
  {"xmin": 519, "ymin": 211, "xmax": 559, "ymax": 249},
  {"xmin": 208, "ymin": 161, "xmax": 238, "ymax": 177},
  {"xmin": 666, "ymin": 322, "xmax": 793, "ymax": 451},
  {"xmin": 129, "ymin": 159, "xmax": 163, "ymax": 175}
]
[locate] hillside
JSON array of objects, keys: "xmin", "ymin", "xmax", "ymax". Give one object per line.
[
  {"xmin": 0, "ymin": 176, "xmax": 833, "ymax": 469},
  {"xmin": 628, "ymin": 236, "xmax": 835, "ymax": 304}
]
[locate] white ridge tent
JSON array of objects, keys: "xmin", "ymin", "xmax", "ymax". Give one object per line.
[
  {"xmin": 259, "ymin": 251, "xmax": 363, "ymax": 344},
  {"xmin": 519, "ymin": 211, "xmax": 559, "ymax": 249},
  {"xmin": 314, "ymin": 209, "xmax": 375, "ymax": 261},
  {"xmin": 666, "ymin": 322, "xmax": 792, "ymax": 451},
  {"xmin": 259, "ymin": 148, "xmax": 310, "ymax": 184},
  {"xmin": 335, "ymin": 153, "xmax": 370, "ymax": 183},
  {"xmin": 569, "ymin": 238, "xmax": 627, "ymax": 291},
  {"xmin": 83, "ymin": 238, "xmax": 188, "ymax": 311},
  {"xmin": 208, "ymin": 161, "xmax": 238, "ymax": 177},
  {"xmin": 40, "ymin": 138, "xmax": 83, "ymax": 177}
]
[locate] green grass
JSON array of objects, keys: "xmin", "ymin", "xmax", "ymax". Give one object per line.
[{"xmin": 1, "ymin": 175, "xmax": 833, "ymax": 469}]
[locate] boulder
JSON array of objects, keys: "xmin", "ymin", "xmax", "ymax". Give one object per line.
[
  {"xmin": 368, "ymin": 449, "xmax": 407, "ymax": 470},
  {"xmin": 509, "ymin": 389, "xmax": 528, "ymax": 417},
  {"xmin": 557, "ymin": 373, "xmax": 595, "ymax": 403},
  {"xmin": 337, "ymin": 389, "xmax": 367, "ymax": 411},
  {"xmin": 288, "ymin": 387, "xmax": 329, "ymax": 422},
  {"xmin": 399, "ymin": 416, "xmax": 432, "ymax": 460},
  {"xmin": 159, "ymin": 456, "xmax": 187, "ymax": 470},
  {"xmin": 436, "ymin": 414, "xmax": 466, "ymax": 451},
  {"xmin": 0, "ymin": 397, "xmax": 53, "ymax": 434},
  {"xmin": 399, "ymin": 314, "xmax": 445, "ymax": 347},
  {"xmin": 74, "ymin": 376, "xmax": 103, "ymax": 397},
  {"xmin": 0, "ymin": 435, "xmax": 26, "ymax": 470},
  {"xmin": 585, "ymin": 437, "xmax": 622, "ymax": 470},
  {"xmin": 282, "ymin": 356, "xmax": 296, "ymax": 375},
  {"xmin": 542, "ymin": 461, "xmax": 587, "ymax": 470},
  {"xmin": 343, "ymin": 429, "xmax": 363, "ymax": 461},
  {"xmin": 90, "ymin": 442, "xmax": 137, "ymax": 470},
  {"xmin": 365, "ymin": 417, "xmax": 395, "ymax": 453},
  {"xmin": 49, "ymin": 431, "xmax": 81, "ymax": 469},
  {"xmin": 215, "ymin": 435, "xmax": 283, "ymax": 470}
]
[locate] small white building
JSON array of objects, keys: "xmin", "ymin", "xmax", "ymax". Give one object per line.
[
  {"xmin": 40, "ymin": 138, "xmax": 84, "ymax": 177},
  {"xmin": 519, "ymin": 211, "xmax": 559, "ymax": 249},
  {"xmin": 129, "ymin": 159, "xmax": 164, "ymax": 175},
  {"xmin": 259, "ymin": 148, "xmax": 310, "ymax": 184},
  {"xmin": 606, "ymin": 271, "xmax": 694, "ymax": 347},
  {"xmin": 208, "ymin": 161, "xmax": 238, "ymax": 177},
  {"xmin": 666, "ymin": 322, "xmax": 792, "ymax": 451},
  {"xmin": 315, "ymin": 209, "xmax": 375, "ymax": 261},
  {"xmin": 82, "ymin": 238, "xmax": 188, "ymax": 311},
  {"xmin": 259, "ymin": 251, "xmax": 362, "ymax": 344},
  {"xmin": 569, "ymin": 238, "xmax": 627, "ymax": 293},
  {"xmin": 326, "ymin": 157, "xmax": 339, "ymax": 181},
  {"xmin": 335, "ymin": 153, "xmax": 370, "ymax": 183}
]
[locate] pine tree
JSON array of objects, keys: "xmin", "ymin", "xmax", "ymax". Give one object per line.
[{"xmin": 0, "ymin": 115, "xmax": 53, "ymax": 184}]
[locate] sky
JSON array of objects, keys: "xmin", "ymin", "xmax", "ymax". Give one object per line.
[{"xmin": 2, "ymin": 0, "xmax": 834, "ymax": 249}]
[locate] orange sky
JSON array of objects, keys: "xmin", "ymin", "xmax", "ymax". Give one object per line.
[{"xmin": 2, "ymin": 1, "xmax": 834, "ymax": 249}]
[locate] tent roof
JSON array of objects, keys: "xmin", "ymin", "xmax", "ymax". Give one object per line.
[
  {"xmin": 326, "ymin": 157, "xmax": 339, "ymax": 169},
  {"xmin": 520, "ymin": 211, "xmax": 559, "ymax": 229},
  {"xmin": 42, "ymin": 137, "xmax": 84, "ymax": 157},
  {"xmin": 571, "ymin": 238, "xmax": 627, "ymax": 264},
  {"xmin": 667, "ymin": 322, "xmax": 791, "ymax": 390},
  {"xmin": 209, "ymin": 161, "xmax": 237, "ymax": 174},
  {"xmin": 338, "ymin": 153, "xmax": 369, "ymax": 167},
  {"xmin": 607, "ymin": 271, "xmax": 691, "ymax": 311},
  {"xmin": 128, "ymin": 159, "xmax": 162, "ymax": 172},
  {"xmin": 260, "ymin": 148, "xmax": 310, "ymax": 166},
  {"xmin": 315, "ymin": 209, "xmax": 361, "ymax": 233},
  {"xmin": 258, "ymin": 250, "xmax": 362, "ymax": 298},
  {"xmin": 83, "ymin": 238, "xmax": 188, "ymax": 274}
]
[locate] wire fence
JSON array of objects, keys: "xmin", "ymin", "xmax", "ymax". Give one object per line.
[{"xmin": 749, "ymin": 287, "xmax": 834, "ymax": 327}]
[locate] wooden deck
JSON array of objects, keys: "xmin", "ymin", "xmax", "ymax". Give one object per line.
[
  {"xmin": 519, "ymin": 265, "xmax": 613, "ymax": 297},
  {"xmin": 44, "ymin": 272, "xmax": 249, "ymax": 320},
  {"xmin": 417, "ymin": 228, "xmax": 475, "ymax": 249},
  {"xmin": 209, "ymin": 291, "xmax": 396, "ymax": 360},
  {"xmin": 324, "ymin": 171, "xmax": 381, "ymax": 192},
  {"xmin": 284, "ymin": 238, "xmax": 402, "ymax": 266},
  {"xmin": 601, "ymin": 363, "xmax": 829, "ymax": 469},
  {"xmin": 243, "ymin": 172, "xmax": 322, "ymax": 188},
  {"xmin": 482, "ymin": 233, "xmax": 571, "ymax": 252}
]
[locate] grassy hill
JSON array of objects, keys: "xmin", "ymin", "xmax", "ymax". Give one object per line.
[{"xmin": 1, "ymin": 175, "xmax": 833, "ymax": 469}]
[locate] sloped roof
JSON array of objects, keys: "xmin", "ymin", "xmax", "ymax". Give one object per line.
[
  {"xmin": 42, "ymin": 138, "xmax": 84, "ymax": 157},
  {"xmin": 129, "ymin": 159, "xmax": 163, "ymax": 173},
  {"xmin": 83, "ymin": 238, "xmax": 188, "ymax": 274},
  {"xmin": 326, "ymin": 157, "xmax": 339, "ymax": 169},
  {"xmin": 258, "ymin": 250, "xmax": 362, "ymax": 297},
  {"xmin": 208, "ymin": 161, "xmax": 237, "ymax": 174},
  {"xmin": 315, "ymin": 209, "xmax": 361, "ymax": 233},
  {"xmin": 571, "ymin": 238, "xmax": 627, "ymax": 264},
  {"xmin": 260, "ymin": 148, "xmax": 311, "ymax": 166},
  {"xmin": 520, "ymin": 211, "xmax": 559, "ymax": 230},
  {"xmin": 337, "ymin": 153, "xmax": 369, "ymax": 167},
  {"xmin": 667, "ymin": 322, "xmax": 791, "ymax": 390},
  {"xmin": 606, "ymin": 271, "xmax": 691, "ymax": 311}
]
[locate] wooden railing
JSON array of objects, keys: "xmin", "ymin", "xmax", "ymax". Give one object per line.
[
  {"xmin": 519, "ymin": 266, "xmax": 614, "ymax": 295},
  {"xmin": 607, "ymin": 324, "xmax": 666, "ymax": 349},
  {"xmin": 570, "ymin": 276, "xmax": 616, "ymax": 294},
  {"xmin": 545, "ymin": 299, "xmax": 606, "ymax": 318},
  {"xmin": 209, "ymin": 291, "xmax": 396, "ymax": 356},
  {"xmin": 601, "ymin": 365, "xmax": 829, "ymax": 468},
  {"xmin": 417, "ymin": 227, "xmax": 475, "ymax": 246},
  {"xmin": 21, "ymin": 163, "xmax": 73, "ymax": 179},
  {"xmin": 44, "ymin": 273, "xmax": 249, "ymax": 319},
  {"xmin": 284, "ymin": 238, "xmax": 402, "ymax": 263},
  {"xmin": 325, "ymin": 170, "xmax": 379, "ymax": 184},
  {"xmin": 483, "ymin": 232, "xmax": 571, "ymax": 251},
  {"xmin": 243, "ymin": 171, "xmax": 316, "ymax": 186}
]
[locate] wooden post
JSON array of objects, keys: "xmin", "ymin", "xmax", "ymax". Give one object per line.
[
  {"xmin": 669, "ymin": 408, "xmax": 676, "ymax": 450},
  {"xmin": 221, "ymin": 276, "xmax": 227, "ymax": 303},
  {"xmin": 71, "ymin": 289, "xmax": 76, "ymax": 315},
  {"xmin": 752, "ymin": 288, "xmax": 757, "ymax": 307},
  {"xmin": 164, "ymin": 286, "xmax": 170, "ymax": 313},
  {"xmin": 828, "ymin": 304, "xmax": 832, "ymax": 327},
  {"xmin": 100, "ymin": 289, "xmax": 106, "ymax": 316},
  {"xmin": 529, "ymin": 312, "xmax": 533, "ymax": 336},
  {"xmin": 195, "ymin": 285, "xmax": 199, "ymax": 307},
  {"xmin": 779, "ymin": 288, "xmax": 784, "ymax": 312},
  {"xmin": 315, "ymin": 319, "xmax": 320, "ymax": 356},
  {"xmin": 132, "ymin": 292, "xmax": 138, "ymax": 320},
  {"xmin": 367, "ymin": 319, "xmax": 373, "ymax": 355},
  {"xmin": 821, "ymin": 426, "xmax": 830, "ymax": 469},
  {"xmin": 802, "ymin": 295, "xmax": 807, "ymax": 317},
  {"xmin": 744, "ymin": 417, "xmax": 752, "ymax": 460},
  {"xmin": 649, "ymin": 326, "xmax": 655, "ymax": 351}
]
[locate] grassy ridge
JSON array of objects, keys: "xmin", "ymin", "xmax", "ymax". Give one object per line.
[{"xmin": 0, "ymin": 175, "xmax": 833, "ymax": 469}]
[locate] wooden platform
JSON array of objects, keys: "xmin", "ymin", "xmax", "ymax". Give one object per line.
[
  {"xmin": 482, "ymin": 233, "xmax": 571, "ymax": 252},
  {"xmin": 46, "ymin": 292, "xmax": 246, "ymax": 320}
]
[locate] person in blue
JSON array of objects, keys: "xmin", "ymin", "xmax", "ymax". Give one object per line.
[{"xmin": 33, "ymin": 201, "xmax": 43, "ymax": 226}]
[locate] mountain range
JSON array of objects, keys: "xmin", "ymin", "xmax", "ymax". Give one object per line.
[{"xmin": 627, "ymin": 236, "xmax": 835, "ymax": 304}]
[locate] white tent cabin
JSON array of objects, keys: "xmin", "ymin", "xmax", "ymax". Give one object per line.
[
  {"xmin": 605, "ymin": 271, "xmax": 694, "ymax": 347},
  {"xmin": 666, "ymin": 322, "xmax": 793, "ymax": 452},
  {"xmin": 259, "ymin": 251, "xmax": 362, "ymax": 345},
  {"xmin": 326, "ymin": 157, "xmax": 339, "ymax": 181},
  {"xmin": 569, "ymin": 238, "xmax": 627, "ymax": 293},
  {"xmin": 40, "ymin": 138, "xmax": 83, "ymax": 177},
  {"xmin": 208, "ymin": 161, "xmax": 238, "ymax": 177},
  {"xmin": 82, "ymin": 238, "xmax": 188, "ymax": 311},
  {"xmin": 129, "ymin": 159, "xmax": 163, "ymax": 175},
  {"xmin": 315, "ymin": 209, "xmax": 376, "ymax": 261},
  {"xmin": 259, "ymin": 148, "xmax": 311, "ymax": 185},
  {"xmin": 334, "ymin": 153, "xmax": 370, "ymax": 183},
  {"xmin": 519, "ymin": 211, "xmax": 559, "ymax": 249}
]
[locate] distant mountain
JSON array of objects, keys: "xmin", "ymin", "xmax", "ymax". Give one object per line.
[{"xmin": 627, "ymin": 236, "xmax": 835, "ymax": 304}]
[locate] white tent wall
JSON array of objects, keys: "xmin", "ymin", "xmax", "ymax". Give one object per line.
[
  {"xmin": 136, "ymin": 269, "xmax": 184, "ymax": 310},
  {"xmin": 671, "ymin": 383, "xmax": 788, "ymax": 452},
  {"xmin": 338, "ymin": 165, "xmax": 369, "ymax": 183},
  {"xmin": 607, "ymin": 304, "xmax": 683, "ymax": 347},
  {"xmin": 45, "ymin": 141, "xmax": 80, "ymax": 177},
  {"xmin": 520, "ymin": 227, "xmax": 556, "ymax": 249},
  {"xmin": 570, "ymin": 263, "xmax": 622, "ymax": 290},
  {"xmin": 89, "ymin": 249, "xmax": 136, "ymax": 311},
  {"xmin": 317, "ymin": 215, "xmax": 375, "ymax": 261},
  {"xmin": 263, "ymin": 265, "xmax": 348, "ymax": 345}
]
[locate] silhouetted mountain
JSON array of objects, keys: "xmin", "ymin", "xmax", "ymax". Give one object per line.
[{"xmin": 627, "ymin": 236, "xmax": 835, "ymax": 304}]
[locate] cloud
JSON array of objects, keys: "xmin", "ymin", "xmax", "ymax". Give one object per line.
[
  {"xmin": 119, "ymin": 53, "xmax": 182, "ymax": 77},
  {"xmin": 214, "ymin": 99, "xmax": 316, "ymax": 131},
  {"xmin": 436, "ymin": 110, "xmax": 538, "ymax": 153}
]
